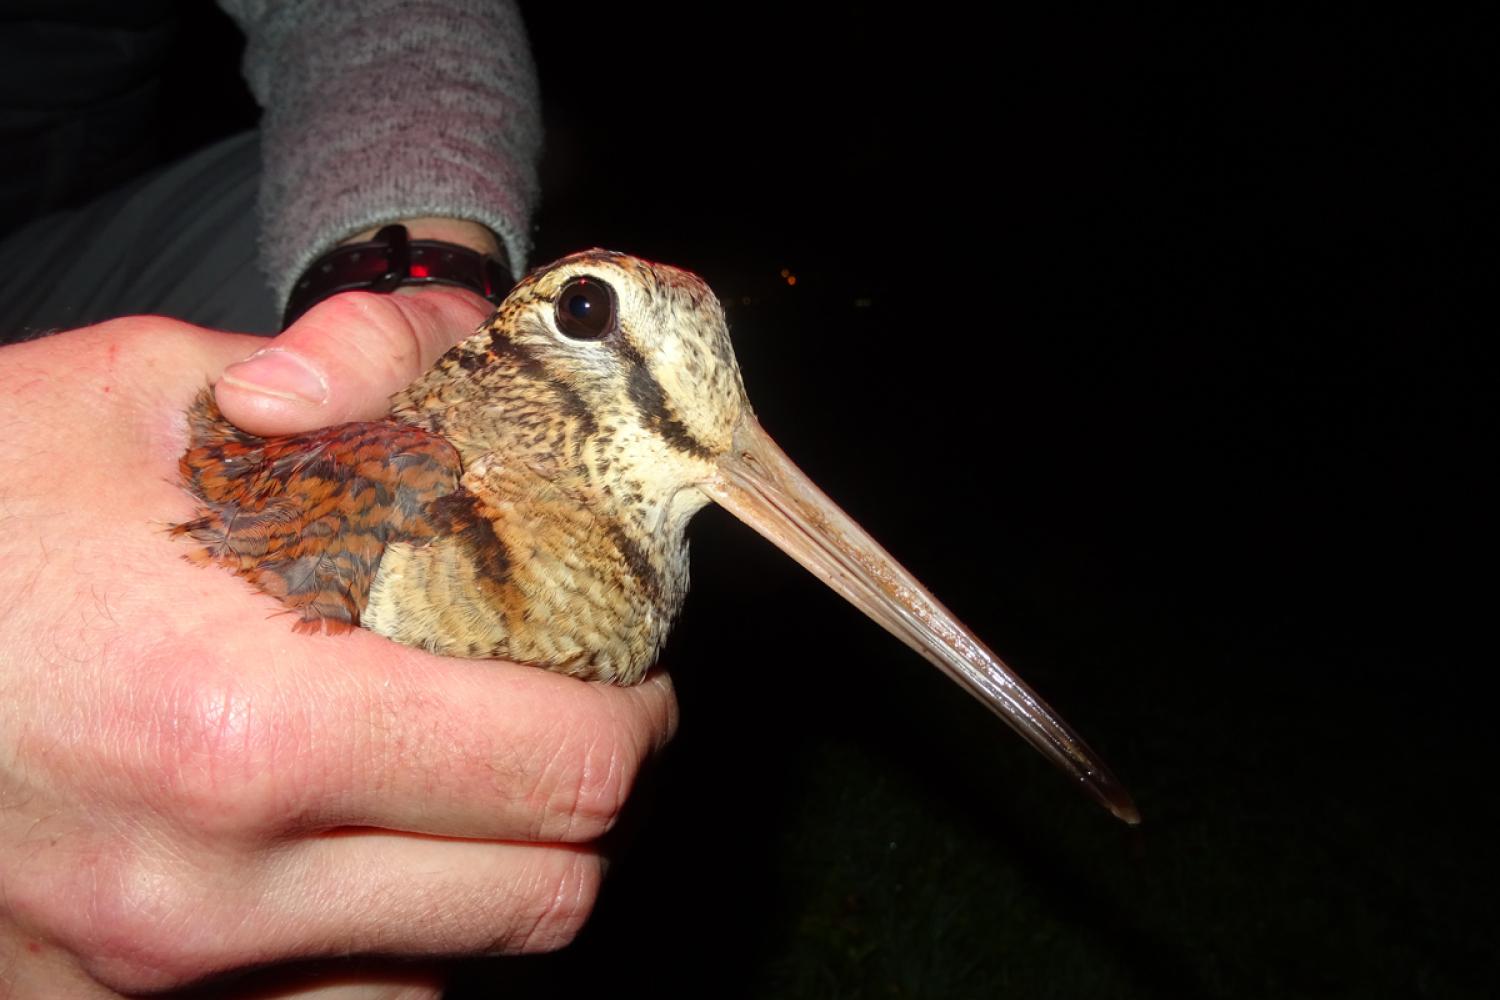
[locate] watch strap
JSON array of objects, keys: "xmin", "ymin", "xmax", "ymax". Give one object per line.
[{"xmin": 282, "ymin": 224, "xmax": 512, "ymax": 329}]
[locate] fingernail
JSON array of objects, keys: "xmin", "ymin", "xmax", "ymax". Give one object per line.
[{"xmin": 220, "ymin": 349, "xmax": 328, "ymax": 405}]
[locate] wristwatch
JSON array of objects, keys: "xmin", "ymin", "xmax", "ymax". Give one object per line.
[{"xmin": 281, "ymin": 224, "xmax": 512, "ymax": 329}]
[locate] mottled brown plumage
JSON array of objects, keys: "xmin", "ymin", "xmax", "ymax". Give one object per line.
[
  {"xmin": 174, "ymin": 395, "xmax": 462, "ymax": 634},
  {"xmin": 176, "ymin": 250, "xmax": 731, "ymax": 682},
  {"xmin": 174, "ymin": 249, "xmax": 1141, "ymax": 822}
]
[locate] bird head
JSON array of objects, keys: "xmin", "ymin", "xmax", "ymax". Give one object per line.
[
  {"xmin": 397, "ymin": 249, "xmax": 1139, "ymax": 824},
  {"xmin": 397, "ymin": 250, "xmax": 748, "ymax": 529},
  {"xmin": 505, "ymin": 250, "xmax": 748, "ymax": 454}
]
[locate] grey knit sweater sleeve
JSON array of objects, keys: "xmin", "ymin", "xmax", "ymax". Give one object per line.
[{"xmin": 216, "ymin": 0, "xmax": 542, "ymax": 308}]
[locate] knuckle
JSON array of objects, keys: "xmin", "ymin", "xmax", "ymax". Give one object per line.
[
  {"xmin": 126, "ymin": 652, "xmax": 311, "ymax": 837},
  {"xmin": 306, "ymin": 291, "xmax": 424, "ymax": 375},
  {"xmin": 62, "ymin": 317, "xmax": 206, "ymax": 393},
  {"xmin": 59, "ymin": 847, "xmax": 236, "ymax": 993},
  {"xmin": 304, "ymin": 288, "xmax": 404, "ymax": 330},
  {"xmin": 89, "ymin": 314, "xmax": 201, "ymax": 354},
  {"xmin": 507, "ymin": 851, "xmax": 603, "ymax": 953},
  {"xmin": 532, "ymin": 700, "xmax": 652, "ymax": 842}
]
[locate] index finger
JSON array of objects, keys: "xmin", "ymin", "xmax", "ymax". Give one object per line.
[
  {"xmin": 134, "ymin": 593, "xmax": 679, "ymax": 846},
  {"xmin": 303, "ymin": 636, "xmax": 681, "ymax": 844}
]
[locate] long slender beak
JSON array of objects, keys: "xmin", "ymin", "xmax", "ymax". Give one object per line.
[{"xmin": 701, "ymin": 414, "xmax": 1140, "ymax": 824}]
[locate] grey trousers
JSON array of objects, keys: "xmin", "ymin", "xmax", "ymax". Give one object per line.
[{"xmin": 0, "ymin": 131, "xmax": 278, "ymax": 343}]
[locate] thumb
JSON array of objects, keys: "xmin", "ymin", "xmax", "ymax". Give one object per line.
[{"xmin": 213, "ymin": 287, "xmax": 492, "ymax": 436}]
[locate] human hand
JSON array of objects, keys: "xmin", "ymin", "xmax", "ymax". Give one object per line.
[
  {"xmin": 0, "ymin": 305, "xmax": 678, "ymax": 997},
  {"xmin": 215, "ymin": 282, "xmax": 494, "ymax": 436},
  {"xmin": 218, "ymin": 216, "xmax": 504, "ymax": 438}
]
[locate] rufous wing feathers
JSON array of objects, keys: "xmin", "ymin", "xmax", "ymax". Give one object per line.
[{"xmin": 171, "ymin": 390, "xmax": 463, "ymax": 632}]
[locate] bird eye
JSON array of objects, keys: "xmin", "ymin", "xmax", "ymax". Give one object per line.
[{"xmin": 554, "ymin": 277, "xmax": 616, "ymax": 340}]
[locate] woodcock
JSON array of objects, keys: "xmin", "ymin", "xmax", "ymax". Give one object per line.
[{"xmin": 174, "ymin": 249, "xmax": 1139, "ymax": 824}]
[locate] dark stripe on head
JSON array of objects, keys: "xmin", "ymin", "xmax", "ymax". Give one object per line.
[
  {"xmin": 484, "ymin": 326, "xmax": 599, "ymax": 438},
  {"xmin": 615, "ymin": 338, "xmax": 717, "ymax": 460}
]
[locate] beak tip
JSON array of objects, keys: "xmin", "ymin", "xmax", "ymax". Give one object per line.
[
  {"xmin": 1095, "ymin": 781, "xmax": 1141, "ymax": 825},
  {"xmin": 1075, "ymin": 760, "xmax": 1141, "ymax": 825}
]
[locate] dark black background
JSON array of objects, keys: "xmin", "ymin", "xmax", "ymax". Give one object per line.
[
  {"xmin": 507, "ymin": 8, "xmax": 1490, "ymax": 997},
  {"xmin": 10, "ymin": 2, "xmax": 1491, "ymax": 997}
]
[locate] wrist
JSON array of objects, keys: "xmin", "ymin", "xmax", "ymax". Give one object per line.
[{"xmin": 283, "ymin": 221, "xmax": 510, "ymax": 329}]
